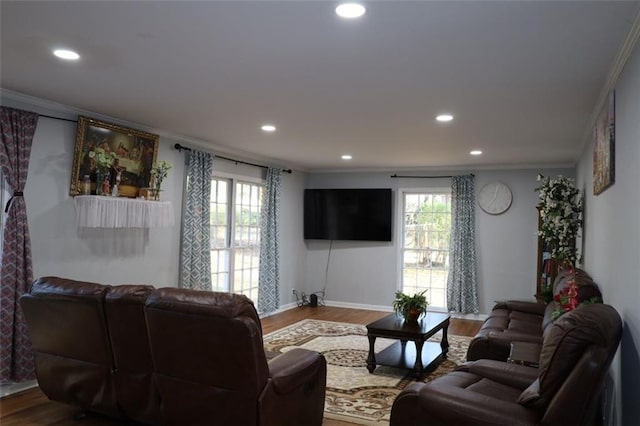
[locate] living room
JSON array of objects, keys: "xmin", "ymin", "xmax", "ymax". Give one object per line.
[{"xmin": 1, "ymin": 1, "xmax": 639, "ymax": 425}]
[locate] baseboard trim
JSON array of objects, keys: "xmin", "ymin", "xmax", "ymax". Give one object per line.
[
  {"xmin": 324, "ymin": 300, "xmax": 488, "ymax": 321},
  {"xmin": 259, "ymin": 302, "xmax": 298, "ymax": 319},
  {"xmin": 0, "ymin": 380, "xmax": 38, "ymax": 398}
]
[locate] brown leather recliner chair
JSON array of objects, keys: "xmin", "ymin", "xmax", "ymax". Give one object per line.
[
  {"xmin": 104, "ymin": 284, "xmax": 160, "ymax": 424},
  {"xmin": 21, "ymin": 277, "xmax": 327, "ymax": 426},
  {"xmin": 144, "ymin": 287, "xmax": 327, "ymax": 426},
  {"xmin": 389, "ymin": 303, "xmax": 622, "ymax": 426},
  {"xmin": 20, "ymin": 277, "xmax": 120, "ymax": 418}
]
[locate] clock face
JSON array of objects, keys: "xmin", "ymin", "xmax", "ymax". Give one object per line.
[{"xmin": 478, "ymin": 182, "xmax": 512, "ymax": 215}]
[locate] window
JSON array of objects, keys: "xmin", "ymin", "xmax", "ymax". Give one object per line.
[
  {"xmin": 210, "ymin": 176, "xmax": 263, "ymax": 302},
  {"xmin": 400, "ymin": 190, "xmax": 452, "ymax": 310}
]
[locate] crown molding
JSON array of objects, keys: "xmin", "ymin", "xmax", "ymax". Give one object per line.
[
  {"xmin": 0, "ymin": 88, "xmax": 298, "ymax": 173},
  {"xmin": 579, "ymin": 4, "xmax": 640, "ymax": 152},
  {"xmin": 308, "ymin": 163, "xmax": 575, "ymax": 174}
]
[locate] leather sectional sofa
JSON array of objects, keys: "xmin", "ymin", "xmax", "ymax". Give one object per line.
[
  {"xmin": 466, "ymin": 267, "xmax": 602, "ymax": 362},
  {"xmin": 20, "ymin": 277, "xmax": 327, "ymax": 426},
  {"xmin": 390, "ymin": 303, "xmax": 622, "ymax": 425}
]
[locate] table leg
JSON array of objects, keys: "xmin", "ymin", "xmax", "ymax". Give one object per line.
[
  {"xmin": 413, "ymin": 340, "xmax": 424, "ymax": 379},
  {"xmin": 441, "ymin": 321, "xmax": 450, "ymax": 356},
  {"xmin": 366, "ymin": 335, "xmax": 377, "ymax": 373}
]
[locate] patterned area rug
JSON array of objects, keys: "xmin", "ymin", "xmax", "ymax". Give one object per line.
[{"xmin": 263, "ymin": 319, "xmax": 471, "ymax": 425}]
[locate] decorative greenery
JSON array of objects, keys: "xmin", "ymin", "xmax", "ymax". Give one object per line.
[
  {"xmin": 88, "ymin": 148, "xmax": 118, "ymax": 169},
  {"xmin": 150, "ymin": 160, "xmax": 172, "ymax": 195},
  {"xmin": 536, "ymin": 174, "xmax": 583, "ymax": 263},
  {"xmin": 392, "ymin": 290, "xmax": 428, "ymax": 321},
  {"xmin": 551, "ymin": 265, "xmax": 601, "ymax": 321}
]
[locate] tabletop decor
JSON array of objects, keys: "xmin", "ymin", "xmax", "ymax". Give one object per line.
[
  {"xmin": 536, "ymin": 174, "xmax": 583, "ymax": 264},
  {"xmin": 392, "ymin": 290, "xmax": 428, "ymax": 322},
  {"xmin": 70, "ymin": 116, "xmax": 158, "ymax": 197},
  {"xmin": 551, "ymin": 263, "xmax": 601, "ymax": 321},
  {"xmin": 88, "ymin": 147, "xmax": 117, "ymax": 195},
  {"xmin": 150, "ymin": 160, "xmax": 172, "ymax": 200}
]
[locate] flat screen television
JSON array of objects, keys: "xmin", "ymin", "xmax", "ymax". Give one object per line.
[{"xmin": 304, "ymin": 188, "xmax": 392, "ymax": 241}]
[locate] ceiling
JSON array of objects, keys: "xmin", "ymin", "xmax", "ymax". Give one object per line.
[{"xmin": 1, "ymin": 1, "xmax": 639, "ymax": 172}]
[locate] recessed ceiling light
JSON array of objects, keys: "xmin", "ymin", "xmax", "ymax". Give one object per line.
[
  {"xmin": 341, "ymin": 154, "xmax": 353, "ymax": 160},
  {"xmin": 470, "ymin": 150, "xmax": 483, "ymax": 156},
  {"xmin": 261, "ymin": 124, "xmax": 276, "ymax": 132},
  {"xmin": 335, "ymin": 3, "xmax": 366, "ymax": 19},
  {"xmin": 436, "ymin": 114, "xmax": 454, "ymax": 122},
  {"xmin": 53, "ymin": 49, "xmax": 80, "ymax": 60}
]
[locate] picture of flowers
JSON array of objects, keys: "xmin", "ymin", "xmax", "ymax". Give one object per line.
[
  {"xmin": 593, "ymin": 91, "xmax": 615, "ymax": 195},
  {"xmin": 70, "ymin": 116, "xmax": 159, "ymax": 197}
]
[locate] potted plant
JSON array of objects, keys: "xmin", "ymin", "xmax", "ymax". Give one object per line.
[{"xmin": 393, "ymin": 290, "xmax": 428, "ymax": 322}]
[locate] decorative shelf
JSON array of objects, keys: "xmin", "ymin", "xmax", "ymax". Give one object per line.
[{"xmin": 74, "ymin": 196, "xmax": 174, "ymax": 228}]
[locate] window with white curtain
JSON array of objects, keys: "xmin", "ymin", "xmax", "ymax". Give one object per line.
[
  {"xmin": 400, "ymin": 189, "xmax": 452, "ymax": 310},
  {"xmin": 210, "ymin": 175, "xmax": 264, "ymax": 302}
]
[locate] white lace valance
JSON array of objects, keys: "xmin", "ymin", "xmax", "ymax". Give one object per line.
[{"xmin": 74, "ymin": 196, "xmax": 174, "ymax": 228}]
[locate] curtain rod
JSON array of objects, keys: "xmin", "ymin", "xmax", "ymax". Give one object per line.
[
  {"xmin": 39, "ymin": 114, "xmax": 78, "ymax": 123},
  {"xmin": 174, "ymin": 143, "xmax": 292, "ymax": 174},
  {"xmin": 390, "ymin": 173, "xmax": 475, "ymax": 178}
]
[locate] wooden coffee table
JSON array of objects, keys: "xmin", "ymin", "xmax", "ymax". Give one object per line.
[{"xmin": 366, "ymin": 312, "xmax": 450, "ymax": 379}]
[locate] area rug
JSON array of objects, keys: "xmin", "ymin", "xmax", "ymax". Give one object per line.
[{"xmin": 263, "ymin": 319, "xmax": 471, "ymax": 425}]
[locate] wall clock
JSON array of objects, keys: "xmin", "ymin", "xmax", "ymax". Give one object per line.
[{"xmin": 478, "ymin": 181, "xmax": 512, "ymax": 215}]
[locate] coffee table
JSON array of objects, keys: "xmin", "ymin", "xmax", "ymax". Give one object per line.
[{"xmin": 366, "ymin": 312, "xmax": 450, "ymax": 379}]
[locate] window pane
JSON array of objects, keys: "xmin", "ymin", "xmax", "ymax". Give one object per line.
[
  {"xmin": 401, "ymin": 191, "xmax": 451, "ymax": 309},
  {"xmin": 211, "ymin": 249, "xmax": 230, "ymax": 292}
]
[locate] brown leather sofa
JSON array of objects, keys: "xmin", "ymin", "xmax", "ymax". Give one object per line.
[
  {"xmin": 390, "ymin": 303, "xmax": 622, "ymax": 426},
  {"xmin": 21, "ymin": 277, "xmax": 327, "ymax": 426},
  {"xmin": 466, "ymin": 268, "xmax": 602, "ymax": 362}
]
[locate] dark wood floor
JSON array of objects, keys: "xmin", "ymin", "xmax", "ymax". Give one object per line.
[{"xmin": 0, "ymin": 306, "xmax": 482, "ymax": 426}]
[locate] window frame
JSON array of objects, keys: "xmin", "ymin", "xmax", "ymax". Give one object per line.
[
  {"xmin": 210, "ymin": 171, "xmax": 264, "ymax": 301},
  {"xmin": 396, "ymin": 187, "xmax": 452, "ymax": 312}
]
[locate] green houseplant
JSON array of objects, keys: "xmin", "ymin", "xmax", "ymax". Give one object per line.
[{"xmin": 393, "ymin": 290, "xmax": 428, "ymax": 322}]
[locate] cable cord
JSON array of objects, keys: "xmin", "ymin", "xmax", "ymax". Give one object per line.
[{"xmin": 323, "ymin": 240, "xmax": 332, "ymax": 299}]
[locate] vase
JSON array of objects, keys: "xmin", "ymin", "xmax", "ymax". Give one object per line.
[
  {"xmin": 95, "ymin": 169, "xmax": 103, "ymax": 195},
  {"xmin": 404, "ymin": 309, "xmax": 423, "ymax": 323}
]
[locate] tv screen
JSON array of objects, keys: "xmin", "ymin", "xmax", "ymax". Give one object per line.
[{"xmin": 304, "ymin": 188, "xmax": 392, "ymax": 241}]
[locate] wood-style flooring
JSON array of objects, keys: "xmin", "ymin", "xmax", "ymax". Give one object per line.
[{"xmin": 0, "ymin": 306, "xmax": 482, "ymax": 426}]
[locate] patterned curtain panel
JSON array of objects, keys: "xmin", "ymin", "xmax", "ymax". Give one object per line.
[
  {"xmin": 258, "ymin": 167, "xmax": 282, "ymax": 314},
  {"xmin": 446, "ymin": 175, "xmax": 479, "ymax": 314},
  {"xmin": 0, "ymin": 107, "xmax": 39, "ymax": 383},
  {"xmin": 180, "ymin": 150, "xmax": 213, "ymax": 291}
]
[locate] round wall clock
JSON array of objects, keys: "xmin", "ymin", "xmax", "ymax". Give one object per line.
[{"xmin": 478, "ymin": 181, "xmax": 513, "ymax": 215}]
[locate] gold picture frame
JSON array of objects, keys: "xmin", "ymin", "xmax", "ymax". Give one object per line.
[{"xmin": 70, "ymin": 116, "xmax": 159, "ymax": 197}]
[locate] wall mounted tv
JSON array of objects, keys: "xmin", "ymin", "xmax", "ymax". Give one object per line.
[{"xmin": 304, "ymin": 188, "xmax": 392, "ymax": 241}]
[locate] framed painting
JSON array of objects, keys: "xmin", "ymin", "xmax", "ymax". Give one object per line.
[
  {"xmin": 593, "ymin": 91, "xmax": 615, "ymax": 195},
  {"xmin": 70, "ymin": 116, "xmax": 159, "ymax": 197}
]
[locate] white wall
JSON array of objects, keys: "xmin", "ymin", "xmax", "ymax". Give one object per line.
[
  {"xmin": 305, "ymin": 167, "xmax": 572, "ymax": 314},
  {"xmin": 575, "ymin": 38, "xmax": 640, "ymax": 426},
  {"xmin": 1, "ymin": 92, "xmax": 307, "ymax": 309},
  {"xmin": 1, "ymin": 94, "xmax": 185, "ymax": 286}
]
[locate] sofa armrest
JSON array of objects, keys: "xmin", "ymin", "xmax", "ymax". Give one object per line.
[
  {"xmin": 391, "ymin": 383, "xmax": 537, "ymax": 426},
  {"xmin": 267, "ymin": 348, "xmax": 325, "ymax": 394},
  {"xmin": 456, "ymin": 359, "xmax": 539, "ymax": 389},
  {"xmin": 493, "ymin": 300, "xmax": 547, "ymax": 316}
]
